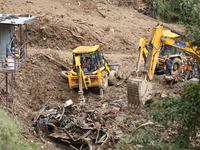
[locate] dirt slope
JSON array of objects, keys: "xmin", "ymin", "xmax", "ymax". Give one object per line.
[
  {"xmin": 0, "ymin": 0, "xmax": 186, "ymax": 149},
  {"xmin": 0, "ymin": 0, "xmax": 184, "ymax": 52}
]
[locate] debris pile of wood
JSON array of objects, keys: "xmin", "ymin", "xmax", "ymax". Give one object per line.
[{"xmin": 32, "ymin": 99, "xmax": 129, "ymax": 149}]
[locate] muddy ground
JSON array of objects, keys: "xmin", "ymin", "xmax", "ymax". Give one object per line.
[{"xmin": 0, "ymin": 0, "xmax": 186, "ymax": 149}]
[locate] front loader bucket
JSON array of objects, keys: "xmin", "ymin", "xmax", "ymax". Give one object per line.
[{"xmin": 108, "ymin": 64, "xmax": 120, "ymax": 71}]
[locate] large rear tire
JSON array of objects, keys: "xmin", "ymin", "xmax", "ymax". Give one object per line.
[
  {"xmin": 172, "ymin": 58, "xmax": 181, "ymax": 75},
  {"xmin": 60, "ymin": 71, "xmax": 68, "ymax": 80}
]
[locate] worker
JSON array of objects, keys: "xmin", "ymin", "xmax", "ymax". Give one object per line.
[
  {"xmin": 164, "ymin": 55, "xmax": 173, "ymax": 75},
  {"xmin": 181, "ymin": 56, "xmax": 187, "ymax": 74},
  {"xmin": 187, "ymin": 58, "xmax": 193, "ymax": 78},
  {"xmin": 11, "ymin": 51, "xmax": 19, "ymax": 59},
  {"xmin": 84, "ymin": 57, "xmax": 91, "ymax": 71},
  {"xmin": 192, "ymin": 59, "xmax": 197, "ymax": 77},
  {"xmin": 3, "ymin": 57, "xmax": 8, "ymax": 68}
]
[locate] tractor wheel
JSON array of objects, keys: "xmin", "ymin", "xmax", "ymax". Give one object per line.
[
  {"xmin": 59, "ymin": 76, "xmax": 68, "ymax": 83},
  {"xmin": 172, "ymin": 58, "xmax": 181, "ymax": 75},
  {"xmin": 101, "ymin": 71, "xmax": 108, "ymax": 90},
  {"xmin": 108, "ymin": 70, "xmax": 117, "ymax": 85},
  {"xmin": 60, "ymin": 71, "xmax": 68, "ymax": 80}
]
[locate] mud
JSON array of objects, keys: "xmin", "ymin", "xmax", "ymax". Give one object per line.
[{"xmin": 0, "ymin": 0, "xmax": 186, "ymax": 149}]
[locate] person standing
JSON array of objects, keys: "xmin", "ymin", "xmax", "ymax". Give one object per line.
[
  {"xmin": 164, "ymin": 55, "xmax": 173, "ymax": 75},
  {"xmin": 181, "ymin": 56, "xmax": 187, "ymax": 74},
  {"xmin": 187, "ymin": 58, "xmax": 193, "ymax": 78},
  {"xmin": 191, "ymin": 58, "xmax": 197, "ymax": 78}
]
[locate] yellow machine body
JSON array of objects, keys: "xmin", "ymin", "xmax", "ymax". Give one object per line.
[
  {"xmin": 67, "ymin": 45, "xmax": 110, "ymax": 90},
  {"xmin": 128, "ymin": 24, "xmax": 200, "ymax": 107}
]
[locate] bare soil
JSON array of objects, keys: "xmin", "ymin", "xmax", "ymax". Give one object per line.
[{"xmin": 0, "ymin": 0, "xmax": 186, "ymax": 149}]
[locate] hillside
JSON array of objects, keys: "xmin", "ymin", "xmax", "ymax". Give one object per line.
[{"xmin": 0, "ymin": 0, "xmax": 186, "ymax": 149}]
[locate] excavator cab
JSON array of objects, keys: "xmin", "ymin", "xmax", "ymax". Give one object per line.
[{"xmin": 72, "ymin": 49, "xmax": 103, "ymax": 73}]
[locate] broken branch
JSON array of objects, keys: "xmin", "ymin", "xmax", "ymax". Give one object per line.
[
  {"xmin": 33, "ymin": 95, "xmax": 53, "ymax": 124},
  {"xmin": 96, "ymin": 8, "xmax": 106, "ymax": 18},
  {"xmin": 43, "ymin": 54, "xmax": 70, "ymax": 71},
  {"xmin": 132, "ymin": 122, "xmax": 154, "ymax": 134},
  {"xmin": 109, "ymin": 118, "xmax": 132, "ymax": 132}
]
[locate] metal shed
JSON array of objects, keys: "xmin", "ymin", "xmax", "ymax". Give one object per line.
[
  {"xmin": 0, "ymin": 14, "xmax": 37, "ymax": 113},
  {"xmin": 0, "ymin": 14, "xmax": 37, "ymax": 72}
]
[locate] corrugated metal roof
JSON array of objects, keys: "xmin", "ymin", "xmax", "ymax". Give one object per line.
[{"xmin": 0, "ymin": 14, "xmax": 37, "ymax": 25}]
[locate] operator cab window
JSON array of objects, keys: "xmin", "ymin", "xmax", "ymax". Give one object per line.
[
  {"xmin": 73, "ymin": 53, "xmax": 91, "ymax": 72},
  {"xmin": 159, "ymin": 45, "xmax": 177, "ymax": 57},
  {"xmin": 72, "ymin": 49, "xmax": 103, "ymax": 73},
  {"xmin": 171, "ymin": 47, "xmax": 176, "ymax": 55},
  {"xmin": 159, "ymin": 45, "xmax": 170, "ymax": 57},
  {"xmin": 95, "ymin": 49, "xmax": 102, "ymax": 68}
]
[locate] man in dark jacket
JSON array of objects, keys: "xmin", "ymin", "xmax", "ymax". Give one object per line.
[{"xmin": 164, "ymin": 55, "xmax": 173, "ymax": 75}]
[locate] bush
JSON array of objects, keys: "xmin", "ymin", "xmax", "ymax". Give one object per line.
[
  {"xmin": 0, "ymin": 108, "xmax": 30, "ymax": 150},
  {"xmin": 148, "ymin": 0, "xmax": 199, "ymax": 24},
  {"xmin": 115, "ymin": 127, "xmax": 168, "ymax": 150},
  {"xmin": 150, "ymin": 82, "xmax": 200, "ymax": 149},
  {"xmin": 116, "ymin": 82, "xmax": 200, "ymax": 149}
]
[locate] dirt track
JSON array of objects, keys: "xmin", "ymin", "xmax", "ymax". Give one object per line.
[{"xmin": 0, "ymin": 0, "xmax": 186, "ymax": 149}]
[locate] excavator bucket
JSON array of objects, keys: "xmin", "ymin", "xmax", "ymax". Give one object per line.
[
  {"xmin": 127, "ymin": 77, "xmax": 150, "ymax": 108},
  {"xmin": 127, "ymin": 78, "xmax": 142, "ymax": 108}
]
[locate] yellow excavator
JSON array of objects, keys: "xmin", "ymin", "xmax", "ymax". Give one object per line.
[
  {"xmin": 61, "ymin": 45, "xmax": 119, "ymax": 104},
  {"xmin": 127, "ymin": 24, "xmax": 200, "ymax": 107}
]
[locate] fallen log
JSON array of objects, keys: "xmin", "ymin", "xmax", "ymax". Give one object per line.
[{"xmin": 43, "ymin": 54, "xmax": 70, "ymax": 71}]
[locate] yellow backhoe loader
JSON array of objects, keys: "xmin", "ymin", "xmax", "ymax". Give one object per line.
[
  {"xmin": 61, "ymin": 45, "xmax": 119, "ymax": 104},
  {"xmin": 127, "ymin": 24, "xmax": 200, "ymax": 107}
]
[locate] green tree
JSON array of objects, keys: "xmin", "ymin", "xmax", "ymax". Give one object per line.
[
  {"xmin": 148, "ymin": 0, "xmax": 200, "ymax": 52},
  {"xmin": 185, "ymin": 18, "xmax": 200, "ymax": 50},
  {"xmin": 116, "ymin": 82, "xmax": 200, "ymax": 149},
  {"xmin": 149, "ymin": 0, "xmax": 199, "ymax": 24},
  {"xmin": 150, "ymin": 82, "xmax": 200, "ymax": 149},
  {"xmin": 0, "ymin": 108, "xmax": 30, "ymax": 150}
]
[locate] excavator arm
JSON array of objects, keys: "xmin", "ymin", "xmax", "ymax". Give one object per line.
[
  {"xmin": 134, "ymin": 24, "xmax": 163, "ymax": 81},
  {"xmin": 127, "ymin": 24, "xmax": 163, "ymax": 107},
  {"xmin": 135, "ymin": 38, "xmax": 148, "ymax": 71},
  {"xmin": 75, "ymin": 56, "xmax": 87, "ymax": 104}
]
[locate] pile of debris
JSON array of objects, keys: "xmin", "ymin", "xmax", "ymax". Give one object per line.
[{"xmin": 32, "ymin": 98, "xmax": 134, "ymax": 149}]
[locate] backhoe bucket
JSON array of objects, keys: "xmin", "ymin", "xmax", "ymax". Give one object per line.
[{"xmin": 127, "ymin": 78, "xmax": 151, "ymax": 108}]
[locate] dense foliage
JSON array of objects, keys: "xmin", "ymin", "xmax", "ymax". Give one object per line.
[
  {"xmin": 0, "ymin": 108, "xmax": 30, "ymax": 150},
  {"xmin": 148, "ymin": 0, "xmax": 200, "ymax": 54},
  {"xmin": 115, "ymin": 127, "xmax": 168, "ymax": 150},
  {"xmin": 150, "ymin": 82, "xmax": 200, "ymax": 149},
  {"xmin": 185, "ymin": 18, "xmax": 200, "ymax": 50},
  {"xmin": 148, "ymin": 0, "xmax": 199, "ymax": 24},
  {"xmin": 116, "ymin": 82, "xmax": 200, "ymax": 149}
]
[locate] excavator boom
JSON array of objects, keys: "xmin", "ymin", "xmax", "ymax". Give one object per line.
[
  {"xmin": 128, "ymin": 23, "xmax": 200, "ymax": 108},
  {"xmin": 75, "ymin": 55, "xmax": 87, "ymax": 104},
  {"xmin": 128, "ymin": 24, "xmax": 165, "ymax": 107}
]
